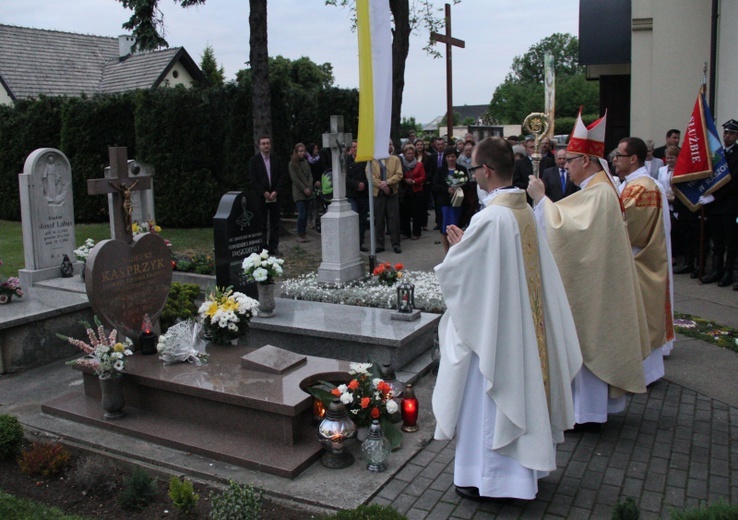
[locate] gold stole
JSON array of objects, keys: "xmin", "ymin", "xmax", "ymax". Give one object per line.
[{"xmin": 489, "ymin": 192, "xmax": 550, "ymax": 407}]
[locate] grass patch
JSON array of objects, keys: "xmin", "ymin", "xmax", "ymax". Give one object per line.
[
  {"xmin": 0, "ymin": 489, "xmax": 89, "ymax": 519},
  {"xmin": 674, "ymin": 312, "xmax": 738, "ymax": 353}
]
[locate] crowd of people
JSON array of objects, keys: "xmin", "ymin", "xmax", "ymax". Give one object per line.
[{"xmin": 431, "ymin": 111, "xmax": 737, "ymax": 504}]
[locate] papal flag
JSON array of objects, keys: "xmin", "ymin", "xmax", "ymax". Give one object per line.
[
  {"xmin": 672, "ymin": 90, "xmax": 731, "ymax": 211},
  {"xmin": 355, "ymin": 0, "xmax": 392, "ymax": 162}
]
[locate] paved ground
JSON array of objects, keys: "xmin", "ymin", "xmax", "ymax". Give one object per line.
[{"xmin": 2, "ymin": 212, "xmax": 737, "ymax": 518}]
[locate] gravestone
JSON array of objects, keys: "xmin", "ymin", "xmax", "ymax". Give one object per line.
[
  {"xmin": 18, "ymin": 148, "xmax": 77, "ymax": 287},
  {"xmin": 318, "ymin": 115, "xmax": 364, "ymax": 283},
  {"xmin": 214, "ymin": 191, "xmax": 263, "ymax": 297},
  {"xmin": 104, "ymin": 160, "xmax": 155, "ymax": 231}
]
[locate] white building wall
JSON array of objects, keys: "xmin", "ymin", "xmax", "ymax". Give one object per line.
[
  {"xmin": 0, "ymin": 83, "xmax": 13, "ymax": 106},
  {"xmin": 715, "ymin": 0, "xmax": 738, "ymax": 123},
  {"xmin": 161, "ymin": 61, "xmax": 195, "ymax": 88}
]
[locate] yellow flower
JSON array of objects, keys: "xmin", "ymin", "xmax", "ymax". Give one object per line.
[
  {"xmin": 132, "ymin": 222, "xmax": 140, "ymax": 233},
  {"xmin": 113, "ymin": 342, "xmax": 126, "ymax": 353},
  {"xmin": 205, "ymin": 301, "xmax": 219, "ymax": 317},
  {"xmin": 222, "ymin": 298, "xmax": 238, "ymax": 312},
  {"xmin": 154, "ymin": 225, "xmax": 162, "ymax": 232}
]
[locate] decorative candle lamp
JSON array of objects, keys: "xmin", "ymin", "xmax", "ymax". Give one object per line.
[
  {"xmin": 139, "ymin": 313, "xmax": 158, "ymax": 355},
  {"xmin": 396, "ymin": 281, "xmax": 415, "ymax": 313},
  {"xmin": 401, "ymin": 384, "xmax": 419, "ymax": 432},
  {"xmin": 317, "ymin": 399, "xmax": 357, "ymax": 468},
  {"xmin": 379, "ymin": 363, "xmax": 404, "ymax": 399},
  {"xmin": 361, "ymin": 420, "xmax": 391, "ymax": 472}
]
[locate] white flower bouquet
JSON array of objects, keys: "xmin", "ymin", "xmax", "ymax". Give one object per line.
[
  {"xmin": 157, "ymin": 319, "xmax": 208, "ymax": 366},
  {"xmin": 57, "ymin": 316, "xmax": 133, "ymax": 377},
  {"xmin": 242, "ymin": 249, "xmax": 284, "ymax": 285},
  {"xmin": 73, "ymin": 238, "xmax": 96, "ymax": 261},
  {"xmin": 198, "ymin": 286, "xmax": 259, "ymax": 344}
]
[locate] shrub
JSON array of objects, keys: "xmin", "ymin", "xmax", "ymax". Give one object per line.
[
  {"xmin": 160, "ymin": 282, "xmax": 201, "ymax": 332},
  {"xmin": 611, "ymin": 497, "xmax": 640, "ymax": 520},
  {"xmin": 0, "ymin": 414, "xmax": 24, "ymax": 460},
  {"xmin": 17, "ymin": 442, "xmax": 71, "ymax": 478},
  {"xmin": 168, "ymin": 475, "xmax": 199, "ymax": 514},
  {"xmin": 118, "ymin": 467, "xmax": 158, "ymax": 510},
  {"xmin": 321, "ymin": 505, "xmax": 408, "ymax": 519},
  {"xmin": 210, "ymin": 480, "xmax": 262, "ymax": 520},
  {"xmin": 671, "ymin": 501, "xmax": 738, "ymax": 519},
  {"xmin": 70, "ymin": 455, "xmax": 118, "ymax": 496}
]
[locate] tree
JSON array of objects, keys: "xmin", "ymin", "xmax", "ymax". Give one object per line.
[
  {"xmin": 326, "ymin": 0, "xmax": 460, "ymax": 145},
  {"xmin": 399, "ymin": 116, "xmax": 421, "ymax": 138},
  {"xmin": 200, "ymin": 45, "xmax": 225, "ymax": 86},
  {"xmin": 116, "ymin": 0, "xmax": 271, "ymax": 152},
  {"xmin": 487, "ymin": 33, "xmax": 598, "ymax": 125}
]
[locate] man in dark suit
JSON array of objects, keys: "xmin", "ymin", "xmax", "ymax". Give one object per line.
[
  {"xmin": 652, "ymin": 129, "xmax": 680, "ymax": 160},
  {"xmin": 700, "ymin": 119, "xmax": 738, "ymax": 288},
  {"xmin": 513, "ymin": 137, "xmax": 556, "ymax": 195},
  {"xmin": 249, "ymin": 136, "xmax": 286, "ymax": 256},
  {"xmin": 541, "ymin": 149, "xmax": 580, "ymax": 202},
  {"xmin": 430, "ymin": 137, "xmax": 447, "ymax": 230}
]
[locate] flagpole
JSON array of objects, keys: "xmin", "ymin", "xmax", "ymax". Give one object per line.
[{"xmin": 697, "ymin": 61, "xmax": 707, "ymax": 284}]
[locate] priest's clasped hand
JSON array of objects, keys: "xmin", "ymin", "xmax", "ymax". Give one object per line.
[
  {"xmin": 446, "ymin": 225, "xmax": 464, "ymax": 246},
  {"xmin": 527, "ymin": 175, "xmax": 546, "ymax": 205}
]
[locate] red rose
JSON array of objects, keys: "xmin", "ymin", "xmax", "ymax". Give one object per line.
[
  {"xmin": 377, "ymin": 381, "xmax": 391, "ymax": 395},
  {"xmin": 331, "ymin": 388, "xmax": 342, "ymax": 397},
  {"xmin": 361, "ymin": 397, "xmax": 371, "ymax": 409},
  {"xmin": 371, "ymin": 407, "xmax": 380, "ymax": 419},
  {"xmin": 348, "ymin": 379, "xmax": 359, "ymax": 390},
  {"xmin": 395, "ymin": 263, "xmax": 404, "ymax": 271}
]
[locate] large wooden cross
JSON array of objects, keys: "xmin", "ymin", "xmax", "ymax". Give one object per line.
[
  {"xmin": 88, "ymin": 147, "xmax": 151, "ymax": 243},
  {"xmin": 431, "ymin": 3, "xmax": 465, "ymax": 141}
]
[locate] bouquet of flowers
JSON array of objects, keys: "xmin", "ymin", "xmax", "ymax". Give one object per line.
[
  {"xmin": 373, "ymin": 262, "xmax": 404, "ymax": 287},
  {"xmin": 242, "ymin": 249, "xmax": 285, "ymax": 285},
  {"xmin": 57, "ymin": 316, "xmax": 133, "ymax": 377},
  {"xmin": 132, "ymin": 220, "xmax": 171, "ymax": 246},
  {"xmin": 157, "ymin": 319, "xmax": 209, "ymax": 366},
  {"xmin": 0, "ymin": 261, "xmax": 23, "ymax": 304},
  {"xmin": 73, "ymin": 238, "xmax": 96, "ymax": 261},
  {"xmin": 308, "ymin": 362, "xmax": 402, "ymax": 449},
  {"xmin": 198, "ymin": 286, "xmax": 259, "ymax": 344},
  {"xmin": 446, "ymin": 169, "xmax": 468, "ymax": 188}
]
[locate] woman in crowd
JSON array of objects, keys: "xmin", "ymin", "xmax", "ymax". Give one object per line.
[
  {"xmin": 305, "ymin": 143, "xmax": 323, "ymax": 229},
  {"xmin": 399, "ymin": 143, "xmax": 427, "ymax": 240},
  {"xmin": 433, "ymin": 146, "xmax": 469, "ymax": 254},
  {"xmin": 289, "ymin": 142, "xmax": 314, "ymax": 243},
  {"xmin": 415, "ymin": 138, "xmax": 434, "ymax": 231}
]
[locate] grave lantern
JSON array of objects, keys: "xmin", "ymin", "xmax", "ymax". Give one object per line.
[
  {"xmin": 396, "ymin": 281, "xmax": 414, "ymax": 313},
  {"xmin": 401, "ymin": 384, "xmax": 419, "ymax": 432},
  {"xmin": 139, "ymin": 313, "xmax": 158, "ymax": 355},
  {"xmin": 361, "ymin": 420, "xmax": 391, "ymax": 472},
  {"xmin": 379, "ymin": 363, "xmax": 404, "ymax": 399},
  {"xmin": 317, "ymin": 399, "xmax": 357, "ymax": 468}
]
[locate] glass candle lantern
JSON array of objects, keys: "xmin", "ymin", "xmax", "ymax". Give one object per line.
[
  {"xmin": 401, "ymin": 384, "xmax": 419, "ymax": 432},
  {"xmin": 361, "ymin": 420, "xmax": 391, "ymax": 472},
  {"xmin": 396, "ymin": 281, "xmax": 415, "ymax": 313},
  {"xmin": 317, "ymin": 399, "xmax": 357, "ymax": 468},
  {"xmin": 139, "ymin": 313, "xmax": 158, "ymax": 355}
]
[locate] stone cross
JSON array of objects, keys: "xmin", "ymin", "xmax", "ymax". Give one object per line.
[
  {"xmin": 431, "ymin": 3, "xmax": 465, "ymax": 140},
  {"xmin": 88, "ymin": 147, "xmax": 151, "ymax": 243},
  {"xmin": 322, "ymin": 115, "xmax": 353, "ymax": 201}
]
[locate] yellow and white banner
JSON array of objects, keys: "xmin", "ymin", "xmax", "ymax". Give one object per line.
[{"xmin": 355, "ymin": 0, "xmax": 392, "ymax": 161}]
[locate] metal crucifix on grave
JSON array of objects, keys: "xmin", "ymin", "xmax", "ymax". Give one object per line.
[
  {"xmin": 87, "ymin": 147, "xmax": 151, "ymax": 244},
  {"xmin": 431, "ymin": 3, "xmax": 465, "ymax": 141}
]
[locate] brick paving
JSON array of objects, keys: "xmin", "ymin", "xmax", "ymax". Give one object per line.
[{"xmin": 371, "ymin": 379, "xmax": 737, "ymax": 519}]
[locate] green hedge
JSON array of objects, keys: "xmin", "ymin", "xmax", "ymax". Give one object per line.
[{"xmin": 0, "ymin": 84, "xmax": 358, "ymax": 227}]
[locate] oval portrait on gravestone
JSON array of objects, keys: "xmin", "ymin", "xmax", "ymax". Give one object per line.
[{"xmin": 85, "ymin": 233, "xmax": 172, "ymax": 341}]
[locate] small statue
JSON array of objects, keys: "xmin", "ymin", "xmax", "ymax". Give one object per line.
[
  {"xmin": 60, "ymin": 254, "xmax": 74, "ymax": 278},
  {"xmin": 109, "ymin": 179, "xmax": 139, "ymax": 232}
]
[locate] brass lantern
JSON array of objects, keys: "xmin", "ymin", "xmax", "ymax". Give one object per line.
[
  {"xmin": 396, "ymin": 281, "xmax": 415, "ymax": 313},
  {"xmin": 317, "ymin": 399, "xmax": 357, "ymax": 468}
]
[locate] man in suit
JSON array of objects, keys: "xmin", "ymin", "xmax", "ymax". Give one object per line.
[
  {"xmin": 652, "ymin": 129, "xmax": 680, "ymax": 160},
  {"xmin": 431, "ymin": 137, "xmax": 447, "ymax": 230},
  {"xmin": 541, "ymin": 149, "xmax": 580, "ymax": 202},
  {"xmin": 699, "ymin": 119, "xmax": 738, "ymax": 288},
  {"xmin": 249, "ymin": 136, "xmax": 286, "ymax": 256},
  {"xmin": 513, "ymin": 137, "xmax": 556, "ymax": 196}
]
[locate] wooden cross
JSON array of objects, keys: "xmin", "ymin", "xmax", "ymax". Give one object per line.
[
  {"xmin": 431, "ymin": 3, "xmax": 465, "ymax": 141},
  {"xmin": 88, "ymin": 147, "xmax": 151, "ymax": 243}
]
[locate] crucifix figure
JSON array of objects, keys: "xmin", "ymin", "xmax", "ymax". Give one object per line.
[
  {"xmin": 88, "ymin": 147, "xmax": 151, "ymax": 243},
  {"xmin": 431, "ymin": 3, "xmax": 465, "ymax": 141}
]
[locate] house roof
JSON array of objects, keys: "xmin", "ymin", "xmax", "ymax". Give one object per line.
[
  {"xmin": 0, "ymin": 24, "xmax": 207, "ymax": 101},
  {"xmin": 423, "ymin": 105, "xmax": 490, "ymax": 131}
]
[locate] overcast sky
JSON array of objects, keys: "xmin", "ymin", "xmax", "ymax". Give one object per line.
[{"xmin": 4, "ymin": 0, "xmax": 580, "ymax": 125}]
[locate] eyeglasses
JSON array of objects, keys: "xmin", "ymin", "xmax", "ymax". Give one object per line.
[
  {"xmin": 564, "ymin": 155, "xmax": 584, "ymax": 164},
  {"xmin": 612, "ymin": 153, "xmax": 634, "ymax": 159},
  {"xmin": 468, "ymin": 164, "xmax": 493, "ymax": 174}
]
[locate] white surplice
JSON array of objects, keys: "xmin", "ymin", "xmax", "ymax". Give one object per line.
[{"xmin": 433, "ymin": 188, "xmax": 582, "ymax": 499}]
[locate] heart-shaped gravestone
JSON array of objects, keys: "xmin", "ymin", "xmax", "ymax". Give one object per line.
[{"xmin": 85, "ymin": 233, "xmax": 172, "ymax": 341}]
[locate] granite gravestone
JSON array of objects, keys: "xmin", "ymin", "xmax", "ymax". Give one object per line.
[
  {"xmin": 85, "ymin": 232, "xmax": 172, "ymax": 342},
  {"xmin": 104, "ymin": 160, "xmax": 156, "ymax": 231},
  {"xmin": 18, "ymin": 148, "xmax": 77, "ymax": 284},
  {"xmin": 214, "ymin": 191, "xmax": 263, "ymax": 297}
]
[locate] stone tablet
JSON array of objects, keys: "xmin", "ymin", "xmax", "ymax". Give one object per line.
[
  {"xmin": 213, "ymin": 191, "xmax": 263, "ymax": 296},
  {"xmin": 18, "ymin": 148, "xmax": 76, "ymax": 270},
  {"xmin": 85, "ymin": 232, "xmax": 172, "ymax": 341},
  {"xmin": 241, "ymin": 345, "xmax": 307, "ymax": 374}
]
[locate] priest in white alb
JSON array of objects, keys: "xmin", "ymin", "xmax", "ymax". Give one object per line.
[
  {"xmin": 432, "ymin": 137, "xmax": 582, "ymax": 501},
  {"xmin": 527, "ymin": 111, "xmax": 651, "ymax": 431},
  {"xmin": 613, "ymin": 136, "xmax": 674, "ymax": 380}
]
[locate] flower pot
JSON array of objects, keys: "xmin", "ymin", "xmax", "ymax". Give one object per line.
[
  {"xmin": 0, "ymin": 293, "xmax": 12, "ymax": 304},
  {"xmin": 257, "ymin": 283, "xmax": 276, "ymax": 318},
  {"xmin": 99, "ymin": 372, "xmax": 125, "ymax": 420}
]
